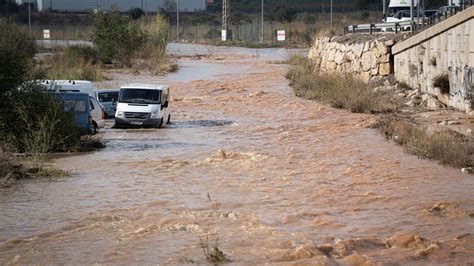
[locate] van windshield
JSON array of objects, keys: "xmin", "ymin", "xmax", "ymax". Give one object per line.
[{"xmin": 119, "ymin": 89, "xmax": 161, "ymax": 104}]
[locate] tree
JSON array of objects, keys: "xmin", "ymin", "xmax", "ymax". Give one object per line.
[
  {"xmin": 272, "ymin": 6, "xmax": 298, "ymax": 43},
  {"xmin": 0, "ymin": 20, "xmax": 36, "ymax": 94}
]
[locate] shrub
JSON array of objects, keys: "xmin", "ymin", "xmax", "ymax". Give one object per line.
[
  {"xmin": 0, "ymin": 19, "xmax": 36, "ymax": 94},
  {"xmin": 92, "ymin": 11, "xmax": 146, "ymax": 66},
  {"xmin": 432, "ymin": 73, "xmax": 450, "ymax": 94},
  {"xmin": 44, "ymin": 45, "xmax": 102, "ymax": 81},
  {"xmin": 378, "ymin": 115, "xmax": 473, "ymax": 168},
  {"xmin": 287, "ymin": 58, "xmax": 395, "ymax": 113},
  {"xmin": 207, "ymin": 29, "xmax": 221, "ymax": 39},
  {"xmin": 1, "ymin": 84, "xmax": 82, "ymax": 168},
  {"xmin": 92, "ymin": 12, "xmax": 170, "ymax": 71}
]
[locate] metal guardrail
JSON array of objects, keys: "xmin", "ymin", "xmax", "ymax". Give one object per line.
[
  {"xmin": 344, "ymin": 21, "xmax": 412, "ymax": 34},
  {"xmin": 343, "ymin": 2, "xmax": 473, "ymax": 35}
]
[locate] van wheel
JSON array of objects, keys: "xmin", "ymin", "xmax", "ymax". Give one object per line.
[
  {"xmin": 166, "ymin": 114, "xmax": 171, "ymax": 124},
  {"xmin": 91, "ymin": 122, "xmax": 97, "ymax": 134},
  {"xmin": 157, "ymin": 118, "xmax": 163, "ymax": 128}
]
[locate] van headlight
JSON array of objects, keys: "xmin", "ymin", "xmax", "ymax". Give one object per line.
[
  {"xmin": 150, "ymin": 111, "xmax": 159, "ymax": 118},
  {"xmin": 116, "ymin": 111, "xmax": 124, "ymax": 117}
]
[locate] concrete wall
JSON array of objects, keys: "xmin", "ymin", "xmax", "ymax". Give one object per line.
[
  {"xmin": 24, "ymin": 0, "xmax": 206, "ymax": 12},
  {"xmin": 308, "ymin": 35, "xmax": 398, "ymax": 84},
  {"xmin": 392, "ymin": 6, "xmax": 474, "ymax": 111}
]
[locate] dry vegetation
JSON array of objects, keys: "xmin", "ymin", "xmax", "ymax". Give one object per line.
[
  {"xmin": 378, "ymin": 115, "xmax": 473, "ymax": 169},
  {"xmin": 286, "ymin": 56, "xmax": 474, "ymax": 170},
  {"xmin": 286, "ymin": 56, "xmax": 395, "ymax": 114},
  {"xmin": 42, "ymin": 45, "xmax": 102, "ymax": 81}
]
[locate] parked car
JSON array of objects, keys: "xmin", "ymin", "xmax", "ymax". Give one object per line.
[
  {"xmin": 55, "ymin": 92, "xmax": 94, "ymax": 134},
  {"xmin": 114, "ymin": 84, "xmax": 170, "ymax": 128},
  {"xmin": 435, "ymin": 5, "xmax": 461, "ymax": 17},
  {"xmin": 89, "ymin": 96, "xmax": 105, "ymax": 132},
  {"xmin": 95, "ymin": 89, "xmax": 119, "ymax": 118}
]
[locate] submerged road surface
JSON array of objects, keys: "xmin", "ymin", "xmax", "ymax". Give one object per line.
[{"xmin": 1, "ymin": 44, "xmax": 473, "ymax": 264}]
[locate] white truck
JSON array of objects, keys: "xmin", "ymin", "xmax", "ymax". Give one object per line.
[{"xmin": 382, "ymin": 0, "xmax": 420, "ymax": 31}]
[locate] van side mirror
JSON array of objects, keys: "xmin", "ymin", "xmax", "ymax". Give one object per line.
[{"xmin": 163, "ymin": 101, "xmax": 168, "ymax": 108}]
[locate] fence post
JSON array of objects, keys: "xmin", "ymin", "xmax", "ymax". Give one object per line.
[
  {"xmin": 352, "ymin": 25, "xmax": 356, "ymax": 33},
  {"xmin": 370, "ymin": 24, "xmax": 374, "ymax": 34},
  {"xmin": 395, "ymin": 23, "xmax": 399, "ymax": 34}
]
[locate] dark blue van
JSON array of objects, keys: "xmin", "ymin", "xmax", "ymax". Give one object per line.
[{"xmin": 55, "ymin": 93, "xmax": 94, "ymax": 134}]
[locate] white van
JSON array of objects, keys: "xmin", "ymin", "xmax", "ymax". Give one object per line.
[
  {"xmin": 114, "ymin": 84, "xmax": 170, "ymax": 128},
  {"xmin": 89, "ymin": 96, "xmax": 105, "ymax": 132},
  {"xmin": 37, "ymin": 80, "xmax": 95, "ymax": 96},
  {"xmin": 54, "ymin": 80, "xmax": 95, "ymax": 96}
]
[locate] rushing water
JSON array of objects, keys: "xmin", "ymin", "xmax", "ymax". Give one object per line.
[{"xmin": 1, "ymin": 44, "xmax": 473, "ymax": 264}]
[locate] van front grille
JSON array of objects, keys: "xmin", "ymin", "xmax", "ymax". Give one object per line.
[{"xmin": 124, "ymin": 112, "xmax": 149, "ymax": 119}]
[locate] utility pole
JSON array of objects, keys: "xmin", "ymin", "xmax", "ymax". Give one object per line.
[
  {"xmin": 410, "ymin": 0, "xmax": 414, "ymax": 34},
  {"xmin": 98, "ymin": 0, "xmax": 102, "ymax": 11},
  {"xmin": 383, "ymin": 0, "xmax": 386, "ymax": 21},
  {"xmin": 261, "ymin": 0, "xmax": 264, "ymax": 43},
  {"xmin": 222, "ymin": 0, "xmax": 229, "ymax": 41},
  {"xmin": 177, "ymin": 0, "xmax": 179, "ymax": 41},
  {"xmin": 28, "ymin": 0, "xmax": 31, "ymax": 33},
  {"xmin": 330, "ymin": 0, "xmax": 333, "ymax": 29}
]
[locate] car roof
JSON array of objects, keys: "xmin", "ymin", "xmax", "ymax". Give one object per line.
[
  {"xmin": 120, "ymin": 84, "xmax": 168, "ymax": 90},
  {"xmin": 96, "ymin": 89, "xmax": 120, "ymax": 93}
]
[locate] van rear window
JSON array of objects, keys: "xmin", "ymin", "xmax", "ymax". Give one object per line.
[
  {"xmin": 98, "ymin": 91, "xmax": 119, "ymax": 102},
  {"xmin": 64, "ymin": 100, "xmax": 86, "ymax": 112}
]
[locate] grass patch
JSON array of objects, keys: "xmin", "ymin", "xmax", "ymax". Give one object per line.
[
  {"xmin": 76, "ymin": 136, "xmax": 106, "ymax": 152},
  {"xmin": 0, "ymin": 153, "xmax": 68, "ymax": 188},
  {"xmin": 378, "ymin": 115, "xmax": 474, "ymax": 168},
  {"xmin": 199, "ymin": 193, "xmax": 230, "ymax": 263},
  {"xmin": 286, "ymin": 57, "xmax": 395, "ymax": 114},
  {"xmin": 43, "ymin": 45, "xmax": 102, "ymax": 81}
]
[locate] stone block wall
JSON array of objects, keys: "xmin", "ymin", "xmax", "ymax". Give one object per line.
[{"xmin": 308, "ymin": 35, "xmax": 398, "ymax": 83}]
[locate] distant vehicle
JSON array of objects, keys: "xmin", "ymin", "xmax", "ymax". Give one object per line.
[
  {"xmin": 114, "ymin": 84, "xmax": 170, "ymax": 128},
  {"xmin": 435, "ymin": 5, "xmax": 461, "ymax": 16},
  {"xmin": 55, "ymin": 92, "xmax": 94, "ymax": 134},
  {"xmin": 387, "ymin": 0, "xmax": 419, "ymax": 16},
  {"xmin": 89, "ymin": 96, "xmax": 105, "ymax": 132},
  {"xmin": 37, "ymin": 80, "xmax": 96, "ymax": 96},
  {"xmin": 95, "ymin": 89, "xmax": 119, "ymax": 118},
  {"xmin": 55, "ymin": 80, "xmax": 95, "ymax": 96}
]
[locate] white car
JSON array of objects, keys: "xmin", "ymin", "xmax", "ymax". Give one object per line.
[
  {"xmin": 89, "ymin": 96, "xmax": 105, "ymax": 133},
  {"xmin": 114, "ymin": 84, "xmax": 170, "ymax": 128}
]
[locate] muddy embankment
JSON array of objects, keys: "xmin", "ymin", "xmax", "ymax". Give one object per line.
[{"xmin": 0, "ymin": 44, "xmax": 473, "ymax": 264}]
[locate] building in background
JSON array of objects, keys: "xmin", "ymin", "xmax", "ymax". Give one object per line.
[{"xmin": 15, "ymin": 0, "xmax": 206, "ymax": 12}]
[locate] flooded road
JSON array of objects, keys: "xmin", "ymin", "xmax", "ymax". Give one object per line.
[{"xmin": 1, "ymin": 44, "xmax": 473, "ymax": 264}]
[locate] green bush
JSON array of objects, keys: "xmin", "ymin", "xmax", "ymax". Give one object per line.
[
  {"xmin": 92, "ymin": 11, "xmax": 146, "ymax": 66},
  {"xmin": 0, "ymin": 19, "xmax": 36, "ymax": 94},
  {"xmin": 1, "ymin": 84, "xmax": 81, "ymax": 159}
]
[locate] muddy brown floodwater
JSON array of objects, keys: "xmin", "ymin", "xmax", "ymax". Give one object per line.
[{"xmin": 1, "ymin": 44, "xmax": 473, "ymax": 265}]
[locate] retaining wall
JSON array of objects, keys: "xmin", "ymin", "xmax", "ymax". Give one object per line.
[{"xmin": 308, "ymin": 35, "xmax": 400, "ymax": 83}]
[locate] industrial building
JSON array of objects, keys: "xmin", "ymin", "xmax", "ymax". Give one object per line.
[{"xmin": 15, "ymin": 0, "xmax": 206, "ymax": 12}]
